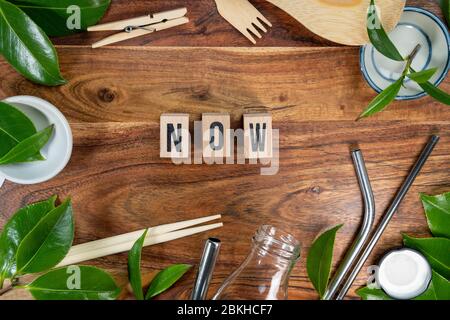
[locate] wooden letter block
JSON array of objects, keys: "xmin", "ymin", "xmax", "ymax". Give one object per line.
[
  {"xmin": 202, "ymin": 113, "xmax": 231, "ymax": 160},
  {"xmin": 244, "ymin": 113, "xmax": 273, "ymax": 159},
  {"xmin": 160, "ymin": 113, "xmax": 190, "ymax": 158}
]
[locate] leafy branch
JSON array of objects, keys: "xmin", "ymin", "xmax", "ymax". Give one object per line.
[
  {"xmin": 0, "ymin": 196, "xmax": 120, "ymax": 300},
  {"xmin": 307, "ymin": 191, "xmax": 450, "ymax": 300},
  {"xmin": 0, "ymin": 101, "xmax": 54, "ymax": 165},
  {"xmin": 0, "ymin": 0, "xmax": 110, "ymax": 86},
  {"xmin": 357, "ymin": 191, "xmax": 450, "ymax": 300},
  {"xmin": 358, "ymin": 0, "xmax": 450, "ymax": 120},
  {"xmin": 0, "ymin": 196, "xmax": 192, "ymax": 300}
]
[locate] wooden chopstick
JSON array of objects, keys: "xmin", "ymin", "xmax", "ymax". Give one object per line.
[
  {"xmin": 68, "ymin": 214, "xmax": 222, "ymax": 255},
  {"xmin": 57, "ymin": 222, "xmax": 223, "ymax": 267}
]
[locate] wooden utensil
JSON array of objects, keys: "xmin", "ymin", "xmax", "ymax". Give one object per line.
[
  {"xmin": 214, "ymin": 0, "xmax": 272, "ymax": 44},
  {"xmin": 265, "ymin": 0, "xmax": 406, "ymax": 45},
  {"xmin": 88, "ymin": 7, "xmax": 189, "ymax": 48}
]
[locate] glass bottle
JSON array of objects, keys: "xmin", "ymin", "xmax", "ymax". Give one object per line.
[{"xmin": 213, "ymin": 225, "xmax": 301, "ymax": 300}]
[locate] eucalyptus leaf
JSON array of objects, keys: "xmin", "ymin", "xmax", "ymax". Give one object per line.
[
  {"xmin": 440, "ymin": 0, "xmax": 449, "ymax": 27},
  {"xmin": 0, "ymin": 101, "xmax": 44, "ymax": 161},
  {"xmin": 358, "ymin": 76, "xmax": 404, "ymax": 120},
  {"xmin": 26, "ymin": 265, "xmax": 120, "ymax": 300},
  {"xmin": 16, "ymin": 199, "xmax": 74, "ymax": 275},
  {"xmin": 145, "ymin": 264, "xmax": 192, "ymax": 299},
  {"xmin": 0, "ymin": 125, "xmax": 54, "ymax": 165},
  {"xmin": 0, "ymin": 0, "xmax": 66, "ymax": 85},
  {"xmin": 306, "ymin": 224, "xmax": 343, "ymax": 298},
  {"xmin": 367, "ymin": 0, "xmax": 403, "ymax": 61},
  {"xmin": 9, "ymin": 0, "xmax": 111, "ymax": 37},
  {"xmin": 403, "ymin": 235, "xmax": 450, "ymax": 279},
  {"xmin": 0, "ymin": 196, "xmax": 56, "ymax": 283},
  {"xmin": 407, "ymin": 68, "xmax": 438, "ymax": 83},
  {"xmin": 418, "ymin": 81, "xmax": 450, "ymax": 105},
  {"xmin": 128, "ymin": 229, "xmax": 148, "ymax": 300},
  {"xmin": 420, "ymin": 192, "xmax": 450, "ymax": 239}
]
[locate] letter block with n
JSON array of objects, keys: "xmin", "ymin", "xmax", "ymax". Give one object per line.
[
  {"xmin": 244, "ymin": 113, "xmax": 273, "ymax": 159},
  {"xmin": 160, "ymin": 114, "xmax": 190, "ymax": 159}
]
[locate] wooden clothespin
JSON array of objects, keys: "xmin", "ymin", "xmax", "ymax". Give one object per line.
[{"xmin": 88, "ymin": 7, "xmax": 189, "ymax": 48}]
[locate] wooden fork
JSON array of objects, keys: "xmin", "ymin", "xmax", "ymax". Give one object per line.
[{"xmin": 214, "ymin": 0, "xmax": 272, "ymax": 44}]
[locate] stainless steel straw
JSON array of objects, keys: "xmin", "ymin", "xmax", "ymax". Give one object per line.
[
  {"xmin": 191, "ymin": 238, "xmax": 221, "ymax": 300},
  {"xmin": 323, "ymin": 148, "xmax": 375, "ymax": 300},
  {"xmin": 335, "ymin": 135, "xmax": 440, "ymax": 300}
]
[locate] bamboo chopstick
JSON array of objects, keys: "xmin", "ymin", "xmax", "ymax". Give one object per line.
[
  {"xmin": 68, "ymin": 214, "xmax": 222, "ymax": 256},
  {"xmin": 57, "ymin": 222, "xmax": 223, "ymax": 267}
]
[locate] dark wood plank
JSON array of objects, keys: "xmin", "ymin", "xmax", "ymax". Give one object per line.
[
  {"xmin": 51, "ymin": 0, "xmax": 445, "ymax": 47},
  {"xmin": 0, "ymin": 121, "xmax": 448, "ymax": 300}
]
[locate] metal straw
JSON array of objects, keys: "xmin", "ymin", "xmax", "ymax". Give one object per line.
[
  {"xmin": 323, "ymin": 149, "xmax": 375, "ymax": 300},
  {"xmin": 335, "ymin": 135, "xmax": 440, "ymax": 300},
  {"xmin": 191, "ymin": 238, "xmax": 221, "ymax": 300}
]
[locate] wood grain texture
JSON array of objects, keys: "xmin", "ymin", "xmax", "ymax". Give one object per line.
[
  {"xmin": 1, "ymin": 47, "xmax": 449, "ymax": 123},
  {"xmin": 52, "ymin": 0, "xmax": 444, "ymax": 47},
  {"xmin": 0, "ymin": 0, "xmax": 449, "ymax": 300}
]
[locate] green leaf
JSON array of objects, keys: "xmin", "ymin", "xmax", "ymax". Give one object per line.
[
  {"xmin": 9, "ymin": 0, "xmax": 111, "ymax": 37},
  {"xmin": 0, "ymin": 0, "xmax": 66, "ymax": 85},
  {"xmin": 145, "ymin": 264, "xmax": 192, "ymax": 299},
  {"xmin": 128, "ymin": 229, "xmax": 148, "ymax": 300},
  {"xmin": 16, "ymin": 199, "xmax": 74, "ymax": 275},
  {"xmin": 420, "ymin": 192, "xmax": 450, "ymax": 239},
  {"xmin": 0, "ymin": 125, "xmax": 54, "ymax": 165},
  {"xmin": 418, "ymin": 81, "xmax": 450, "ymax": 105},
  {"xmin": 414, "ymin": 271, "xmax": 450, "ymax": 300},
  {"xmin": 356, "ymin": 287, "xmax": 392, "ymax": 300},
  {"xmin": 0, "ymin": 196, "xmax": 57, "ymax": 282},
  {"xmin": 306, "ymin": 224, "xmax": 343, "ymax": 298},
  {"xmin": 367, "ymin": 0, "xmax": 404, "ymax": 61},
  {"xmin": 26, "ymin": 265, "xmax": 120, "ymax": 300},
  {"xmin": 429, "ymin": 271, "xmax": 450, "ymax": 300},
  {"xmin": 358, "ymin": 76, "xmax": 404, "ymax": 120},
  {"xmin": 403, "ymin": 235, "xmax": 450, "ymax": 279},
  {"xmin": 0, "ymin": 101, "xmax": 44, "ymax": 161},
  {"xmin": 407, "ymin": 68, "xmax": 438, "ymax": 83},
  {"xmin": 440, "ymin": 0, "xmax": 449, "ymax": 27}
]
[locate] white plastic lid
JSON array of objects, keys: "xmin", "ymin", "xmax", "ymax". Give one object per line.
[{"xmin": 378, "ymin": 248, "xmax": 432, "ymax": 300}]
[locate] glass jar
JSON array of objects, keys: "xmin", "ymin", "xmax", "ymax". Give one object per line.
[{"xmin": 213, "ymin": 225, "xmax": 301, "ymax": 300}]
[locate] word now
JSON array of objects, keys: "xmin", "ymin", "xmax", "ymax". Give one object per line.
[{"xmin": 160, "ymin": 113, "xmax": 273, "ymax": 160}]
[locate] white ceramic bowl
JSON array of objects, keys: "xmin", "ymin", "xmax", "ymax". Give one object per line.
[
  {"xmin": 360, "ymin": 7, "xmax": 450, "ymax": 100},
  {"xmin": 0, "ymin": 96, "xmax": 72, "ymax": 187}
]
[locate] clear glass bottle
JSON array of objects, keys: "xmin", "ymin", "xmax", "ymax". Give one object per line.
[{"xmin": 213, "ymin": 225, "xmax": 301, "ymax": 300}]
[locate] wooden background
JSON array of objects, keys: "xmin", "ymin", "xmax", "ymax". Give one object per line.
[{"xmin": 0, "ymin": 0, "xmax": 449, "ymax": 300}]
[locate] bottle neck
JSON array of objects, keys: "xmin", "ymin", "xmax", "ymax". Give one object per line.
[
  {"xmin": 251, "ymin": 225, "xmax": 301, "ymax": 279},
  {"xmin": 252, "ymin": 225, "xmax": 300, "ymax": 262}
]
